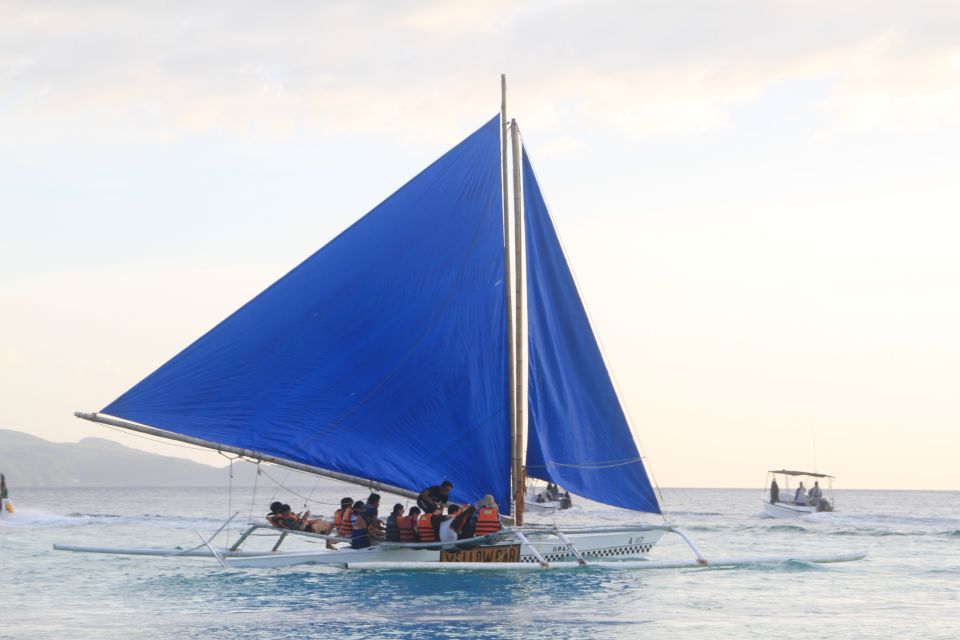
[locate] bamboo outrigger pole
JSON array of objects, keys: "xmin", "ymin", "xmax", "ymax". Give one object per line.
[
  {"xmin": 500, "ymin": 75, "xmax": 520, "ymax": 523},
  {"xmin": 510, "ymin": 115, "xmax": 526, "ymax": 525}
]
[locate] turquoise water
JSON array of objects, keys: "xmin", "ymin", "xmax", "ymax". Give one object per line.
[{"xmin": 2, "ymin": 484, "xmax": 958, "ymax": 639}]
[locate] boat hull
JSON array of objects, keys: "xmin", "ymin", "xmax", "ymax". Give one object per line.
[
  {"xmin": 225, "ymin": 528, "xmax": 666, "ymax": 568},
  {"xmin": 762, "ymin": 499, "xmax": 819, "ymax": 518}
]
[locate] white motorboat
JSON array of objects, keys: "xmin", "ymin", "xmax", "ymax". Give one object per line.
[{"xmin": 761, "ymin": 469, "xmax": 835, "ymax": 518}]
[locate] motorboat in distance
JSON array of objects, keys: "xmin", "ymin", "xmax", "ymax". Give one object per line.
[{"xmin": 762, "ymin": 469, "xmax": 834, "ymax": 518}]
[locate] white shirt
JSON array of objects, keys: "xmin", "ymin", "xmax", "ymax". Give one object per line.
[
  {"xmin": 795, "ymin": 487, "xmax": 807, "ymax": 504},
  {"xmin": 439, "ymin": 518, "xmax": 457, "ymax": 542}
]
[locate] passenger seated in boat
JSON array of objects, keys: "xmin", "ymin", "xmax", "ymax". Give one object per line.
[
  {"xmin": 362, "ymin": 493, "xmax": 385, "ymax": 541},
  {"xmin": 451, "ymin": 503, "xmax": 477, "ymax": 539},
  {"xmin": 794, "ymin": 482, "xmax": 807, "ymax": 506},
  {"xmin": 385, "ymin": 503, "xmax": 404, "ymax": 542},
  {"xmin": 770, "ymin": 478, "xmax": 779, "ymax": 503},
  {"xmin": 546, "ymin": 483, "xmax": 559, "ymax": 501},
  {"xmin": 416, "ymin": 504, "xmax": 443, "ymax": 543},
  {"xmin": 474, "ymin": 495, "xmax": 502, "ymax": 536},
  {"xmin": 333, "ymin": 497, "xmax": 354, "ymax": 536},
  {"xmin": 560, "ymin": 491, "xmax": 572, "ymax": 509},
  {"xmin": 267, "ymin": 502, "xmax": 331, "ymax": 534},
  {"xmin": 439, "ymin": 505, "xmax": 460, "ymax": 542},
  {"xmin": 350, "ymin": 500, "xmax": 371, "ymax": 549},
  {"xmin": 417, "ymin": 480, "xmax": 453, "ymax": 513},
  {"xmin": 397, "ymin": 506, "xmax": 420, "ymax": 543}
]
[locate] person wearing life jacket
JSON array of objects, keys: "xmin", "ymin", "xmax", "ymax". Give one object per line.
[
  {"xmin": 350, "ymin": 500, "xmax": 371, "ymax": 549},
  {"xmin": 337, "ymin": 499, "xmax": 356, "ymax": 539},
  {"xmin": 362, "ymin": 493, "xmax": 385, "ymax": 541},
  {"xmin": 451, "ymin": 503, "xmax": 477, "ymax": 540},
  {"xmin": 385, "ymin": 503, "xmax": 404, "ymax": 542},
  {"xmin": 333, "ymin": 497, "xmax": 354, "ymax": 535},
  {"xmin": 398, "ymin": 506, "xmax": 421, "ymax": 543},
  {"xmin": 473, "ymin": 494, "xmax": 501, "ymax": 537},
  {"xmin": 267, "ymin": 502, "xmax": 331, "ymax": 534},
  {"xmin": 417, "ymin": 504, "xmax": 442, "ymax": 543},
  {"xmin": 266, "ymin": 501, "xmax": 292, "ymax": 528}
]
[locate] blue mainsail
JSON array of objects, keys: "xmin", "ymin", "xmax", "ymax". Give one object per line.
[
  {"xmin": 103, "ymin": 116, "xmax": 512, "ymax": 512},
  {"xmin": 522, "ymin": 148, "xmax": 661, "ymax": 514}
]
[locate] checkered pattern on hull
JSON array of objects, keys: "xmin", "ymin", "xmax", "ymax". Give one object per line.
[{"xmin": 520, "ymin": 543, "xmax": 653, "ymax": 563}]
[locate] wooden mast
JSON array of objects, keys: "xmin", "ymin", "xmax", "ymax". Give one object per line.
[
  {"xmin": 510, "ymin": 116, "xmax": 526, "ymax": 525},
  {"xmin": 500, "ymin": 75, "xmax": 520, "ymax": 521}
]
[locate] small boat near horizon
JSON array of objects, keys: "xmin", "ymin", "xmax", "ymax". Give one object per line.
[{"xmin": 762, "ymin": 469, "xmax": 835, "ymax": 519}]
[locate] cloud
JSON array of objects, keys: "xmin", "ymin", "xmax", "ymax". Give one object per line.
[{"xmin": 3, "ymin": 1, "xmax": 960, "ymax": 148}]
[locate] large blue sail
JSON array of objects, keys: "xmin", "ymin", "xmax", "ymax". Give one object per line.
[
  {"xmin": 103, "ymin": 116, "xmax": 512, "ymax": 512},
  {"xmin": 523, "ymin": 148, "xmax": 661, "ymax": 514}
]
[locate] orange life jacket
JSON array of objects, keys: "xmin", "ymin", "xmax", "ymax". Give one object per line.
[
  {"xmin": 266, "ymin": 513, "xmax": 284, "ymax": 528},
  {"xmin": 451, "ymin": 505, "xmax": 476, "ymax": 534},
  {"xmin": 269, "ymin": 512, "xmax": 301, "ymax": 530},
  {"xmin": 473, "ymin": 507, "xmax": 501, "ymax": 536},
  {"xmin": 338, "ymin": 506, "xmax": 353, "ymax": 537},
  {"xmin": 397, "ymin": 515, "xmax": 418, "ymax": 543},
  {"xmin": 417, "ymin": 513, "xmax": 438, "ymax": 542}
]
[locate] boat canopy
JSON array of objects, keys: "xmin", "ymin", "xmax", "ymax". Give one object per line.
[
  {"xmin": 769, "ymin": 469, "xmax": 834, "ymax": 478},
  {"xmin": 102, "ymin": 116, "xmax": 512, "ymax": 512},
  {"xmin": 522, "ymin": 148, "xmax": 661, "ymax": 515}
]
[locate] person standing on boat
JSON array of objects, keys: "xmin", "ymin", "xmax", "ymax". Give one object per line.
[
  {"xmin": 794, "ymin": 482, "xmax": 807, "ymax": 505},
  {"xmin": 809, "ymin": 481, "xmax": 822, "ymax": 501},
  {"xmin": 417, "ymin": 481, "xmax": 453, "ymax": 513},
  {"xmin": 385, "ymin": 503, "xmax": 404, "ymax": 542},
  {"xmin": 0, "ymin": 474, "xmax": 7, "ymax": 512},
  {"xmin": 770, "ymin": 478, "xmax": 780, "ymax": 503}
]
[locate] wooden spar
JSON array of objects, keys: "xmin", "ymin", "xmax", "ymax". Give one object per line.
[
  {"xmin": 73, "ymin": 412, "xmax": 420, "ymax": 500},
  {"xmin": 501, "ymin": 74, "xmax": 519, "ymax": 521},
  {"xmin": 510, "ymin": 117, "xmax": 526, "ymax": 524}
]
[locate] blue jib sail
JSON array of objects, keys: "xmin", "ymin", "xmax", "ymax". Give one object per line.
[
  {"xmin": 523, "ymin": 148, "xmax": 661, "ymax": 515},
  {"xmin": 103, "ymin": 116, "xmax": 512, "ymax": 512}
]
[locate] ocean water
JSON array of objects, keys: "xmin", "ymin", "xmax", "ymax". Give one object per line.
[{"xmin": 1, "ymin": 483, "xmax": 957, "ymax": 639}]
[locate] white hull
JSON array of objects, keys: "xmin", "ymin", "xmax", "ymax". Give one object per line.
[
  {"xmin": 55, "ymin": 523, "xmax": 866, "ymax": 571},
  {"xmin": 762, "ymin": 499, "xmax": 818, "ymax": 518},
  {"xmin": 226, "ymin": 528, "xmax": 665, "ymax": 568}
]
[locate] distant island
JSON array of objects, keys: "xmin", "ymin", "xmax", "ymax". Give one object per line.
[{"xmin": 0, "ymin": 428, "xmax": 258, "ymax": 487}]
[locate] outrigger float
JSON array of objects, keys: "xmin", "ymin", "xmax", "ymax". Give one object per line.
[{"xmin": 56, "ymin": 77, "xmax": 864, "ymax": 571}]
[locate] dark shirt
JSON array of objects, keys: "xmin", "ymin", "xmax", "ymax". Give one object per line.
[
  {"xmin": 351, "ymin": 514, "xmax": 370, "ymax": 549},
  {"xmin": 361, "ymin": 503, "xmax": 379, "ymax": 523},
  {"xmin": 417, "ymin": 486, "xmax": 446, "ymax": 512},
  {"xmin": 385, "ymin": 513, "xmax": 401, "ymax": 542}
]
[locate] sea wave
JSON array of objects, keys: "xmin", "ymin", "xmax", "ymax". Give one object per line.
[{"xmin": 0, "ymin": 508, "xmax": 236, "ymax": 530}]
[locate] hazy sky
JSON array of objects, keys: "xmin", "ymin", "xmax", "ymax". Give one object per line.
[{"xmin": 2, "ymin": 1, "xmax": 958, "ymax": 490}]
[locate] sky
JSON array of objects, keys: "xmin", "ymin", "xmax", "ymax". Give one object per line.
[{"xmin": 1, "ymin": 1, "xmax": 958, "ymax": 490}]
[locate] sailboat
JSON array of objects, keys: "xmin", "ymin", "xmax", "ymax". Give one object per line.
[{"xmin": 55, "ymin": 78, "xmax": 864, "ymax": 570}]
